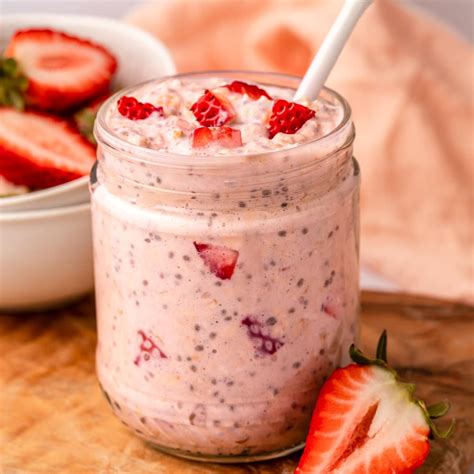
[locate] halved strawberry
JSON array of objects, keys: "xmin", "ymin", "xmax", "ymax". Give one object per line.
[
  {"xmin": 296, "ymin": 332, "xmax": 454, "ymax": 474},
  {"xmin": 190, "ymin": 90, "xmax": 235, "ymax": 127},
  {"xmin": 225, "ymin": 80, "xmax": 272, "ymax": 100},
  {"xmin": 193, "ymin": 242, "xmax": 239, "ymax": 280},
  {"xmin": 0, "ymin": 108, "xmax": 96, "ymax": 189},
  {"xmin": 192, "ymin": 126, "xmax": 242, "ymax": 149},
  {"xmin": 268, "ymin": 99, "xmax": 315, "ymax": 139},
  {"xmin": 5, "ymin": 29, "xmax": 117, "ymax": 112}
]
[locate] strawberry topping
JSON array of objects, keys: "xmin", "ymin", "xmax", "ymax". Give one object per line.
[
  {"xmin": 0, "ymin": 108, "xmax": 96, "ymax": 189},
  {"xmin": 133, "ymin": 330, "xmax": 167, "ymax": 366},
  {"xmin": 225, "ymin": 80, "xmax": 272, "ymax": 100},
  {"xmin": 267, "ymin": 99, "xmax": 316, "ymax": 139},
  {"xmin": 192, "ymin": 126, "xmax": 242, "ymax": 149},
  {"xmin": 241, "ymin": 316, "xmax": 284, "ymax": 355},
  {"xmin": 193, "ymin": 242, "xmax": 239, "ymax": 280},
  {"xmin": 117, "ymin": 96, "xmax": 163, "ymax": 120},
  {"xmin": 4, "ymin": 28, "xmax": 117, "ymax": 112},
  {"xmin": 190, "ymin": 90, "xmax": 235, "ymax": 127}
]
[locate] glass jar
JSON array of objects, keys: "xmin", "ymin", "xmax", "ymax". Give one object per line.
[{"xmin": 91, "ymin": 71, "xmax": 359, "ymax": 463}]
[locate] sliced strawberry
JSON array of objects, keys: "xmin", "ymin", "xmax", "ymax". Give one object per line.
[
  {"xmin": 193, "ymin": 242, "xmax": 239, "ymax": 280},
  {"xmin": 0, "ymin": 108, "xmax": 96, "ymax": 189},
  {"xmin": 117, "ymin": 96, "xmax": 163, "ymax": 120},
  {"xmin": 241, "ymin": 316, "xmax": 284, "ymax": 355},
  {"xmin": 225, "ymin": 80, "xmax": 272, "ymax": 100},
  {"xmin": 5, "ymin": 29, "xmax": 117, "ymax": 112},
  {"xmin": 134, "ymin": 330, "xmax": 167, "ymax": 366},
  {"xmin": 190, "ymin": 90, "xmax": 235, "ymax": 127},
  {"xmin": 192, "ymin": 126, "xmax": 242, "ymax": 149},
  {"xmin": 296, "ymin": 332, "xmax": 455, "ymax": 474},
  {"xmin": 267, "ymin": 99, "xmax": 315, "ymax": 139}
]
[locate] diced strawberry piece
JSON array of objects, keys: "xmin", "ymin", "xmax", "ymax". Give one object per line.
[
  {"xmin": 192, "ymin": 127, "xmax": 214, "ymax": 148},
  {"xmin": 267, "ymin": 99, "xmax": 315, "ymax": 139},
  {"xmin": 5, "ymin": 28, "xmax": 117, "ymax": 112},
  {"xmin": 117, "ymin": 96, "xmax": 163, "ymax": 120},
  {"xmin": 216, "ymin": 126, "xmax": 242, "ymax": 148},
  {"xmin": 241, "ymin": 316, "xmax": 284, "ymax": 355},
  {"xmin": 193, "ymin": 242, "xmax": 239, "ymax": 280},
  {"xmin": 225, "ymin": 80, "xmax": 272, "ymax": 100},
  {"xmin": 190, "ymin": 90, "xmax": 235, "ymax": 127},
  {"xmin": 295, "ymin": 332, "xmax": 454, "ymax": 474},
  {"xmin": 0, "ymin": 108, "xmax": 96, "ymax": 189},
  {"xmin": 134, "ymin": 330, "xmax": 167, "ymax": 366},
  {"xmin": 192, "ymin": 126, "xmax": 242, "ymax": 149},
  {"xmin": 321, "ymin": 303, "xmax": 337, "ymax": 319}
]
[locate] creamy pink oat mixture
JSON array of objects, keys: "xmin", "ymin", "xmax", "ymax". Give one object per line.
[
  {"xmin": 105, "ymin": 77, "xmax": 343, "ymax": 155},
  {"xmin": 92, "ymin": 76, "xmax": 358, "ymax": 459}
]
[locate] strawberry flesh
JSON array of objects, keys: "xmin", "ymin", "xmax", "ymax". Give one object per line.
[
  {"xmin": 294, "ymin": 331, "xmax": 454, "ymax": 474},
  {"xmin": 0, "ymin": 108, "xmax": 96, "ymax": 189},
  {"xmin": 5, "ymin": 28, "xmax": 117, "ymax": 112},
  {"xmin": 117, "ymin": 96, "xmax": 163, "ymax": 120},
  {"xmin": 241, "ymin": 316, "xmax": 284, "ymax": 355},
  {"xmin": 134, "ymin": 330, "xmax": 167, "ymax": 366},
  {"xmin": 190, "ymin": 90, "xmax": 235, "ymax": 127},
  {"xmin": 193, "ymin": 242, "xmax": 239, "ymax": 280},
  {"xmin": 296, "ymin": 364, "xmax": 431, "ymax": 473},
  {"xmin": 267, "ymin": 99, "xmax": 315, "ymax": 139},
  {"xmin": 192, "ymin": 127, "xmax": 214, "ymax": 147},
  {"xmin": 225, "ymin": 80, "xmax": 272, "ymax": 100},
  {"xmin": 192, "ymin": 126, "xmax": 242, "ymax": 149}
]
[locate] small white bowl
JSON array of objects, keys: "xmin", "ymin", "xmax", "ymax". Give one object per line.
[
  {"xmin": 0, "ymin": 14, "xmax": 176, "ymax": 212},
  {"xmin": 0, "ymin": 176, "xmax": 90, "ymax": 213},
  {"xmin": 0, "ymin": 14, "xmax": 176, "ymax": 310},
  {"xmin": 0, "ymin": 203, "xmax": 93, "ymax": 311}
]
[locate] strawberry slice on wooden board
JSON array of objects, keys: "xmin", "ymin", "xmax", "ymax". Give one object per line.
[
  {"xmin": 295, "ymin": 332, "xmax": 454, "ymax": 474},
  {"xmin": 190, "ymin": 90, "xmax": 235, "ymax": 127},
  {"xmin": 225, "ymin": 80, "xmax": 272, "ymax": 100},
  {"xmin": 0, "ymin": 108, "xmax": 96, "ymax": 189},
  {"xmin": 4, "ymin": 29, "xmax": 117, "ymax": 112},
  {"xmin": 193, "ymin": 242, "xmax": 239, "ymax": 280},
  {"xmin": 268, "ymin": 99, "xmax": 315, "ymax": 139}
]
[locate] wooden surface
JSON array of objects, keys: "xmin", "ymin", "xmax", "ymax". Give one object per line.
[{"xmin": 1, "ymin": 292, "xmax": 473, "ymax": 473}]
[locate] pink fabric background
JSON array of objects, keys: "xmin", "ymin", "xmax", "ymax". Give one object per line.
[{"xmin": 126, "ymin": 0, "xmax": 474, "ymax": 303}]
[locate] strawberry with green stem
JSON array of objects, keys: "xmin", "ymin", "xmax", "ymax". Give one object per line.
[
  {"xmin": 0, "ymin": 57, "xmax": 28, "ymax": 110},
  {"xmin": 295, "ymin": 331, "xmax": 455, "ymax": 474}
]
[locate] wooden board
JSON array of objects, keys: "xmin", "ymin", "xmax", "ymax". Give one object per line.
[{"xmin": 1, "ymin": 292, "xmax": 473, "ymax": 473}]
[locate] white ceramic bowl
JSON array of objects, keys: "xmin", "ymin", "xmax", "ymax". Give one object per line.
[
  {"xmin": 0, "ymin": 203, "xmax": 93, "ymax": 311},
  {"xmin": 0, "ymin": 14, "xmax": 176, "ymax": 212},
  {"xmin": 0, "ymin": 14, "xmax": 176, "ymax": 310}
]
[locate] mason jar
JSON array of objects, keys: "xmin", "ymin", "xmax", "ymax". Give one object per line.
[{"xmin": 91, "ymin": 71, "xmax": 359, "ymax": 463}]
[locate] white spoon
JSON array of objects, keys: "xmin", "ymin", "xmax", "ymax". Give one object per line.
[{"xmin": 294, "ymin": 0, "xmax": 374, "ymax": 101}]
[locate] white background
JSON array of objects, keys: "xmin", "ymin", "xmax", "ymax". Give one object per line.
[{"xmin": 2, "ymin": 0, "xmax": 473, "ymax": 42}]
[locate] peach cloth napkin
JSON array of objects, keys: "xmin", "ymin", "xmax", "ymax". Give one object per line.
[{"xmin": 126, "ymin": 0, "xmax": 474, "ymax": 304}]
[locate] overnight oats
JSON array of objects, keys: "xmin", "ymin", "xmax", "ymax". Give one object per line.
[{"xmin": 91, "ymin": 71, "xmax": 359, "ymax": 462}]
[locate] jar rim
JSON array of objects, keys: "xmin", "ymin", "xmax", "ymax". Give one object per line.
[{"xmin": 94, "ymin": 70, "xmax": 353, "ymax": 167}]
